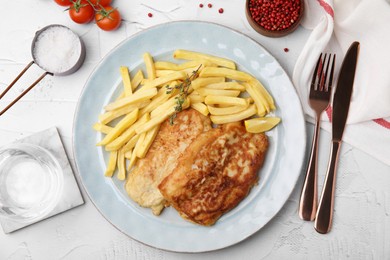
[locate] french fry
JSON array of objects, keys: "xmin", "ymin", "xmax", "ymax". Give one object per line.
[
  {"xmin": 137, "ymin": 98, "xmax": 190, "ymax": 134},
  {"xmin": 204, "ymin": 95, "xmax": 248, "ymax": 107},
  {"xmin": 105, "ymin": 113, "xmax": 150, "ymax": 151},
  {"xmin": 143, "ymin": 52, "xmax": 156, "ymax": 80},
  {"xmin": 154, "ymin": 82, "xmax": 178, "ymax": 98},
  {"xmin": 127, "ymin": 151, "xmax": 137, "ymax": 171},
  {"xmin": 124, "ymin": 150, "xmax": 132, "ymax": 160},
  {"xmin": 206, "ymin": 82, "xmax": 246, "ymax": 91},
  {"xmin": 191, "ymin": 77, "xmax": 225, "ymax": 89},
  {"xmin": 128, "ymin": 132, "xmax": 145, "ymax": 170},
  {"xmin": 136, "ymin": 124, "xmax": 160, "ymax": 158},
  {"xmin": 150, "ymin": 94, "xmax": 180, "ymax": 118},
  {"xmin": 135, "ymin": 132, "xmax": 146, "ymax": 152},
  {"xmin": 117, "ymin": 66, "xmax": 144, "ymax": 100},
  {"xmin": 200, "ymin": 67, "xmax": 252, "ymax": 81},
  {"xmin": 131, "ymin": 69, "xmax": 144, "ymax": 90},
  {"xmin": 140, "ymin": 82, "xmax": 177, "ymax": 116},
  {"xmin": 98, "ymin": 101, "xmax": 149, "ymax": 125},
  {"xmin": 247, "ymin": 79, "xmax": 275, "ymax": 110},
  {"xmin": 191, "ymin": 102, "xmax": 209, "ymax": 116},
  {"xmin": 104, "ymin": 88, "xmax": 157, "ymax": 111},
  {"xmin": 97, "ymin": 109, "xmax": 139, "ymax": 146},
  {"xmin": 117, "ymin": 148, "xmax": 126, "ymax": 180},
  {"xmin": 187, "ymin": 85, "xmax": 195, "ymax": 95},
  {"xmin": 173, "ymin": 49, "xmax": 236, "ymax": 69},
  {"xmin": 184, "ymin": 66, "xmax": 207, "ymax": 76},
  {"xmin": 122, "ymin": 134, "xmax": 141, "ymax": 153},
  {"xmin": 246, "ymin": 97, "xmax": 254, "ymax": 104},
  {"xmin": 136, "ymin": 110, "xmax": 172, "ymax": 134},
  {"xmin": 207, "ymin": 104, "xmax": 249, "ymax": 116},
  {"xmin": 242, "ymin": 82, "xmax": 268, "ymax": 115},
  {"xmin": 154, "ymin": 61, "xmax": 179, "ymax": 70},
  {"xmin": 142, "ymin": 71, "xmax": 186, "ymax": 89},
  {"xmin": 210, "ymin": 105, "xmax": 257, "ymax": 124},
  {"xmin": 104, "ymin": 151, "xmax": 117, "ymax": 177},
  {"xmin": 93, "ymin": 122, "xmax": 113, "ymax": 134},
  {"xmin": 141, "ymin": 78, "xmax": 152, "ymax": 86},
  {"xmin": 196, "ymin": 88, "xmax": 241, "ymax": 97},
  {"xmin": 188, "ymin": 93, "xmax": 204, "ymax": 103},
  {"xmin": 155, "ymin": 60, "xmax": 215, "ymax": 70},
  {"xmin": 156, "ymin": 66, "xmax": 202, "ymax": 78},
  {"xmin": 120, "ymin": 66, "xmax": 133, "ymax": 96},
  {"xmin": 155, "ymin": 70, "xmax": 175, "ymax": 77},
  {"xmin": 127, "ymin": 152, "xmax": 137, "ymax": 171}
]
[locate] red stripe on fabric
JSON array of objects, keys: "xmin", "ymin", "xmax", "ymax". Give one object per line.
[
  {"xmin": 373, "ymin": 118, "xmax": 390, "ymax": 129},
  {"xmin": 326, "ymin": 106, "xmax": 332, "ymax": 122},
  {"xmin": 317, "ymin": 0, "xmax": 334, "ymax": 18}
]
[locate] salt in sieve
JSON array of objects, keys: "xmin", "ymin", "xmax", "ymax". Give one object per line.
[{"xmin": 0, "ymin": 24, "xmax": 86, "ymax": 116}]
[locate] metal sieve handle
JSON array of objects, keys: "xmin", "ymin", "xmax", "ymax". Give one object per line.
[{"xmin": 0, "ymin": 61, "xmax": 53, "ymax": 116}]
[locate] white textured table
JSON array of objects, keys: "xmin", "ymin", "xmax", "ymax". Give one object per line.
[{"xmin": 1, "ymin": 1, "xmax": 389, "ymax": 259}]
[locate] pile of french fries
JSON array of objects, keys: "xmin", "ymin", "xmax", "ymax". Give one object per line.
[{"xmin": 93, "ymin": 49, "xmax": 280, "ymax": 180}]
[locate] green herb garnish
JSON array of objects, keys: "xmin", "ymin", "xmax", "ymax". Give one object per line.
[{"xmin": 167, "ymin": 65, "xmax": 201, "ymax": 125}]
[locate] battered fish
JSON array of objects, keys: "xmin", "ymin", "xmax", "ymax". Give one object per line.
[
  {"xmin": 158, "ymin": 122, "xmax": 268, "ymax": 226},
  {"xmin": 125, "ymin": 109, "xmax": 212, "ymax": 215}
]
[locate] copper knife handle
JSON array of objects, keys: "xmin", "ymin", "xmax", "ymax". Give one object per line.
[
  {"xmin": 314, "ymin": 141, "xmax": 341, "ymax": 234},
  {"xmin": 298, "ymin": 119, "xmax": 320, "ymax": 221}
]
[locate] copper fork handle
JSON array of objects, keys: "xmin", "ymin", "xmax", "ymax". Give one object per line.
[
  {"xmin": 314, "ymin": 141, "xmax": 341, "ymax": 234},
  {"xmin": 298, "ymin": 118, "xmax": 320, "ymax": 221}
]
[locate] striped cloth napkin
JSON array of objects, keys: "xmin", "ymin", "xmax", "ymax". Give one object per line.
[{"xmin": 293, "ymin": 0, "xmax": 390, "ymax": 166}]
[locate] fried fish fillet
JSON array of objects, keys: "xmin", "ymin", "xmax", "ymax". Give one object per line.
[
  {"xmin": 158, "ymin": 122, "xmax": 268, "ymax": 226},
  {"xmin": 125, "ymin": 109, "xmax": 212, "ymax": 215}
]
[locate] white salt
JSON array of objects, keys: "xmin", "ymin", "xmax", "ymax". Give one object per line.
[{"xmin": 33, "ymin": 26, "xmax": 81, "ymax": 74}]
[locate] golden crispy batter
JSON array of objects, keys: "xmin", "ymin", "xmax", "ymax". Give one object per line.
[
  {"xmin": 158, "ymin": 122, "xmax": 268, "ymax": 226},
  {"xmin": 125, "ymin": 109, "xmax": 212, "ymax": 215}
]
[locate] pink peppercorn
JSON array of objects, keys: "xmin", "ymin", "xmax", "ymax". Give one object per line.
[
  {"xmin": 208, "ymin": 3, "xmax": 212, "ymax": 8},
  {"xmin": 199, "ymin": 3, "xmax": 204, "ymax": 8},
  {"xmin": 218, "ymin": 8, "xmax": 224, "ymax": 13},
  {"xmin": 148, "ymin": 13, "xmax": 153, "ymax": 17},
  {"xmin": 248, "ymin": 0, "xmax": 301, "ymax": 31}
]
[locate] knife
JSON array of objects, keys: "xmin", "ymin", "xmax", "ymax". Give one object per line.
[{"xmin": 314, "ymin": 41, "xmax": 360, "ymax": 234}]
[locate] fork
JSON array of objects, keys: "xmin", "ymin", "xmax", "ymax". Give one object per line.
[{"xmin": 299, "ymin": 53, "xmax": 336, "ymax": 221}]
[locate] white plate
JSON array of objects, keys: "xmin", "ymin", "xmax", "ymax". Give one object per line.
[{"xmin": 73, "ymin": 21, "xmax": 306, "ymax": 253}]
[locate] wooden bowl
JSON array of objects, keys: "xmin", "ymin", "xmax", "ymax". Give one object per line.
[{"xmin": 245, "ymin": 0, "xmax": 304, "ymax": 38}]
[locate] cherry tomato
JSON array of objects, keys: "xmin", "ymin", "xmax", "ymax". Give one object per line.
[
  {"xmin": 89, "ymin": 0, "xmax": 112, "ymax": 7},
  {"xmin": 69, "ymin": 0, "xmax": 94, "ymax": 24},
  {"xmin": 54, "ymin": 0, "xmax": 72, "ymax": 6},
  {"xmin": 95, "ymin": 6, "xmax": 121, "ymax": 31}
]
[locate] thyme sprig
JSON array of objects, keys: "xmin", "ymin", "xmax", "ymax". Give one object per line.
[{"xmin": 166, "ymin": 65, "xmax": 202, "ymax": 125}]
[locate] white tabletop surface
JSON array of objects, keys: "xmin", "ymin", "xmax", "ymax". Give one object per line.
[{"xmin": 1, "ymin": 1, "xmax": 389, "ymax": 259}]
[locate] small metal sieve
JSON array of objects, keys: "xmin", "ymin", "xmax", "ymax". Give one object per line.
[{"xmin": 0, "ymin": 24, "xmax": 86, "ymax": 116}]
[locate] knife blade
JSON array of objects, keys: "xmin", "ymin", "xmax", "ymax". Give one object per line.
[
  {"xmin": 332, "ymin": 41, "xmax": 360, "ymax": 141},
  {"xmin": 314, "ymin": 41, "xmax": 360, "ymax": 234}
]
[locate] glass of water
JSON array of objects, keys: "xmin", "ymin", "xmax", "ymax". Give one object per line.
[{"xmin": 0, "ymin": 143, "xmax": 63, "ymax": 223}]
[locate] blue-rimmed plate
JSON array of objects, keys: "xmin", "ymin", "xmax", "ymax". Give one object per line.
[{"xmin": 73, "ymin": 21, "xmax": 306, "ymax": 252}]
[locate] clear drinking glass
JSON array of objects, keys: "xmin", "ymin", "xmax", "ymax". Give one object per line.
[{"xmin": 0, "ymin": 143, "xmax": 63, "ymax": 223}]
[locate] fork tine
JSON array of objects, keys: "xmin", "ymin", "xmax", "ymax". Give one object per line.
[
  {"xmin": 321, "ymin": 54, "xmax": 332, "ymax": 92},
  {"xmin": 328, "ymin": 54, "xmax": 336, "ymax": 90},
  {"xmin": 318, "ymin": 53, "xmax": 327, "ymax": 91},
  {"xmin": 311, "ymin": 53, "xmax": 323, "ymax": 90}
]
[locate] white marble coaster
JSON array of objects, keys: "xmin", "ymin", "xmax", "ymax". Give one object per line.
[{"xmin": 0, "ymin": 127, "xmax": 84, "ymax": 233}]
